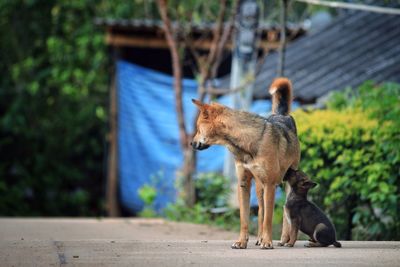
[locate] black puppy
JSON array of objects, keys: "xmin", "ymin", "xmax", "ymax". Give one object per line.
[{"xmin": 278, "ymin": 169, "xmax": 341, "ymax": 248}]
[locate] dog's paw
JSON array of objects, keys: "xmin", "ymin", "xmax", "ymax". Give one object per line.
[
  {"xmin": 260, "ymin": 240, "xmax": 274, "ymax": 249},
  {"xmin": 231, "ymin": 240, "xmax": 247, "ymax": 249},
  {"xmin": 277, "ymin": 242, "xmax": 285, "ymax": 246},
  {"xmin": 255, "ymin": 237, "xmax": 263, "ymax": 246},
  {"xmin": 284, "ymin": 243, "xmax": 294, "ymax": 247}
]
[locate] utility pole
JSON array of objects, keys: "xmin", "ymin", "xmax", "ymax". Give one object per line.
[
  {"xmin": 223, "ymin": 0, "xmax": 260, "ymax": 196},
  {"xmin": 277, "ymin": 0, "xmax": 288, "ymax": 77}
]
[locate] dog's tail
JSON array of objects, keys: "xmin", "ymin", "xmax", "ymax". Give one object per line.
[
  {"xmin": 333, "ymin": 241, "xmax": 342, "ymax": 248},
  {"xmin": 269, "ymin": 77, "xmax": 293, "ymax": 115}
]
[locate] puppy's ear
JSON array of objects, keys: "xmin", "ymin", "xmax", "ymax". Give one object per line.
[
  {"xmin": 304, "ymin": 181, "xmax": 318, "ymax": 189},
  {"xmin": 282, "ymin": 168, "xmax": 299, "ymax": 181},
  {"xmin": 283, "ymin": 168, "xmax": 296, "ymax": 181}
]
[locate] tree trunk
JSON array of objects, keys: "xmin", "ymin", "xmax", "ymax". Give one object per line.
[
  {"xmin": 157, "ymin": 0, "xmax": 239, "ymax": 208},
  {"xmin": 106, "ymin": 62, "xmax": 120, "ymax": 217},
  {"xmin": 181, "ymin": 148, "xmax": 196, "ymax": 207},
  {"xmin": 157, "ymin": 0, "xmax": 195, "ymax": 207}
]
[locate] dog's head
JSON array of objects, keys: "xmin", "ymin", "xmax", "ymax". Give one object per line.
[
  {"xmin": 191, "ymin": 99, "xmax": 225, "ymax": 150},
  {"xmin": 284, "ymin": 169, "xmax": 317, "ymax": 194}
]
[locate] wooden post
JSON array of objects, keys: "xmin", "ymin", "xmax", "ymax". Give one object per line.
[
  {"xmin": 106, "ymin": 51, "xmax": 120, "ymax": 217},
  {"xmin": 277, "ymin": 0, "xmax": 288, "ymax": 77}
]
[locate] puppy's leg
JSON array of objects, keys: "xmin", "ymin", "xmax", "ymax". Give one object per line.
[
  {"xmin": 304, "ymin": 241, "xmax": 324, "ymax": 247},
  {"xmin": 260, "ymin": 182, "xmax": 276, "ymax": 249},
  {"xmin": 279, "ymin": 183, "xmax": 291, "ymax": 246},
  {"xmin": 255, "ymin": 179, "xmax": 264, "ymax": 246},
  {"xmin": 285, "ymin": 217, "xmax": 300, "ymax": 247},
  {"xmin": 231, "ymin": 166, "xmax": 251, "ymax": 249},
  {"xmin": 277, "ymin": 206, "xmax": 291, "ymax": 246},
  {"xmin": 313, "ymin": 223, "xmax": 337, "ymax": 247}
]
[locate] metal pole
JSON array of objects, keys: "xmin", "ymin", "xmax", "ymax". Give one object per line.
[
  {"xmin": 223, "ymin": 0, "xmax": 260, "ymax": 202},
  {"xmin": 277, "ymin": 0, "xmax": 288, "ymax": 77}
]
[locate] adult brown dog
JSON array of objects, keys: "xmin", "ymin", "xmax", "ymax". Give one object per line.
[{"xmin": 191, "ymin": 78, "xmax": 300, "ymax": 249}]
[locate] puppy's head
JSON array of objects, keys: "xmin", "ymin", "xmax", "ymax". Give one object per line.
[{"xmin": 284, "ymin": 169, "xmax": 317, "ymax": 194}]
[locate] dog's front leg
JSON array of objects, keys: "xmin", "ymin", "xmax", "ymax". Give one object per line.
[
  {"xmin": 260, "ymin": 182, "xmax": 276, "ymax": 249},
  {"xmin": 231, "ymin": 165, "xmax": 251, "ymax": 249}
]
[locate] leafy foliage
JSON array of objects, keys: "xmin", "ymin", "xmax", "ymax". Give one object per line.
[
  {"xmin": 164, "ymin": 173, "xmax": 240, "ymax": 231},
  {"xmin": 194, "ymin": 172, "xmax": 231, "ymax": 208},
  {"xmin": 293, "ymin": 82, "xmax": 400, "ymax": 240},
  {"xmin": 1, "ymin": 0, "xmax": 177, "ymax": 216},
  {"xmin": 137, "ymin": 184, "xmax": 158, "ymax": 218},
  {"xmin": 0, "ymin": 0, "xmax": 112, "ymax": 216}
]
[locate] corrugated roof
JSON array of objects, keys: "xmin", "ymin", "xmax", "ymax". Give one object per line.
[
  {"xmin": 221, "ymin": 11, "xmax": 400, "ymax": 103},
  {"xmin": 95, "ymin": 18, "xmax": 304, "ymax": 33}
]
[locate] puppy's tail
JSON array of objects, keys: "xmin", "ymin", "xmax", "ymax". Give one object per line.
[
  {"xmin": 333, "ymin": 241, "xmax": 342, "ymax": 248},
  {"xmin": 269, "ymin": 77, "xmax": 293, "ymax": 115}
]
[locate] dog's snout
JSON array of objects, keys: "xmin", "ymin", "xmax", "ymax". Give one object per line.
[
  {"xmin": 191, "ymin": 141, "xmax": 197, "ymax": 149},
  {"xmin": 191, "ymin": 141, "xmax": 210, "ymax": 150}
]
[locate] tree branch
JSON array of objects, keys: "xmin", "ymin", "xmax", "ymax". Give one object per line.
[
  {"xmin": 205, "ymin": 74, "xmax": 256, "ymax": 95},
  {"xmin": 157, "ymin": 0, "xmax": 188, "ymax": 149},
  {"xmin": 206, "ymin": 0, "xmax": 228, "ymax": 74},
  {"xmin": 210, "ymin": 0, "xmax": 239, "ymax": 81}
]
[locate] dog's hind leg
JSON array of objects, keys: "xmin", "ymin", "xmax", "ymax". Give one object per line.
[
  {"xmin": 231, "ymin": 166, "xmax": 251, "ymax": 249},
  {"xmin": 255, "ymin": 179, "xmax": 264, "ymax": 246},
  {"xmin": 260, "ymin": 182, "xmax": 276, "ymax": 249}
]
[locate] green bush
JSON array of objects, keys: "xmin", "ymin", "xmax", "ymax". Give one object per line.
[
  {"xmin": 137, "ymin": 184, "xmax": 157, "ymax": 218},
  {"xmin": 164, "ymin": 173, "xmax": 240, "ymax": 231},
  {"xmin": 292, "ymin": 81, "xmax": 399, "ymax": 240},
  {"xmin": 0, "ymin": 1, "xmax": 111, "ymax": 216},
  {"xmin": 194, "ymin": 172, "xmax": 231, "ymax": 208}
]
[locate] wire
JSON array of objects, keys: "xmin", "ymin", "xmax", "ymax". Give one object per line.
[{"xmin": 294, "ymin": 0, "xmax": 400, "ymax": 15}]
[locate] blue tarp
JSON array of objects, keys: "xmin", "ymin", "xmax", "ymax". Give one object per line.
[{"xmin": 117, "ymin": 60, "xmax": 285, "ymax": 214}]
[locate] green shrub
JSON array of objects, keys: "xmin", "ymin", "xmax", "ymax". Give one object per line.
[
  {"xmin": 195, "ymin": 172, "xmax": 231, "ymax": 208},
  {"xmin": 164, "ymin": 172, "xmax": 240, "ymax": 232},
  {"xmin": 292, "ymin": 81, "xmax": 399, "ymax": 240},
  {"xmin": 137, "ymin": 184, "xmax": 157, "ymax": 218},
  {"xmin": 0, "ymin": 1, "xmax": 110, "ymax": 216}
]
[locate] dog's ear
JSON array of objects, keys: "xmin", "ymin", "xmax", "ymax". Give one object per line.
[
  {"xmin": 192, "ymin": 99, "xmax": 219, "ymax": 120},
  {"xmin": 192, "ymin": 99, "xmax": 203, "ymax": 108},
  {"xmin": 192, "ymin": 99, "xmax": 211, "ymax": 110},
  {"xmin": 192, "ymin": 99, "xmax": 210, "ymax": 112}
]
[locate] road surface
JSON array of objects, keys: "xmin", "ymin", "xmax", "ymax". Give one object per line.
[{"xmin": 0, "ymin": 218, "xmax": 399, "ymax": 266}]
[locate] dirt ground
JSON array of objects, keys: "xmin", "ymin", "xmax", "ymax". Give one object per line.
[{"xmin": 0, "ymin": 218, "xmax": 399, "ymax": 266}]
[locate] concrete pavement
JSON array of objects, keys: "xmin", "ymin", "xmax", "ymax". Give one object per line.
[{"xmin": 0, "ymin": 218, "xmax": 399, "ymax": 266}]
